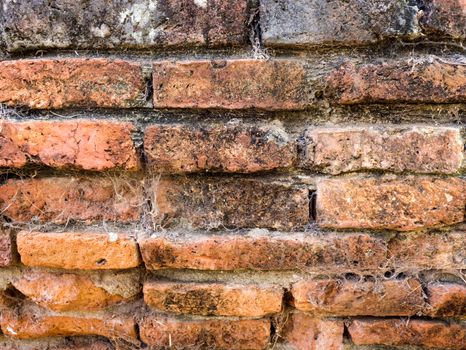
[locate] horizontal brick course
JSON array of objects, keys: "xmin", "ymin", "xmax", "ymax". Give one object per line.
[
  {"xmin": 144, "ymin": 281, "xmax": 283, "ymax": 317},
  {"xmin": 153, "ymin": 59, "xmax": 310, "ymax": 110},
  {"xmin": 426, "ymin": 282, "xmax": 466, "ymax": 317},
  {"xmin": 0, "ymin": 120, "xmax": 139, "ymax": 171},
  {"xmin": 144, "ymin": 124, "xmax": 296, "ymax": 173},
  {"xmin": 317, "ymin": 176, "xmax": 465, "ymax": 231},
  {"xmin": 0, "ymin": 59, "xmax": 146, "ymax": 109},
  {"xmin": 17, "ymin": 232, "xmax": 141, "ymax": 270}
]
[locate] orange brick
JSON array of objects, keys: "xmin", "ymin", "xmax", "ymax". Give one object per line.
[
  {"xmin": 0, "ymin": 177, "xmax": 142, "ymax": 224},
  {"xmin": 317, "ymin": 176, "xmax": 465, "ymax": 231},
  {"xmin": 153, "ymin": 59, "xmax": 309, "ymax": 110},
  {"xmin": 0, "ymin": 58, "xmax": 146, "ymax": 109},
  {"xmin": 17, "ymin": 231, "xmax": 141, "ymax": 270},
  {"xmin": 426, "ymin": 282, "xmax": 466, "ymax": 317},
  {"xmin": 0, "ymin": 120, "xmax": 139, "ymax": 171},
  {"xmin": 144, "ymin": 281, "xmax": 283, "ymax": 317},
  {"xmin": 139, "ymin": 314, "xmax": 270, "ymax": 349}
]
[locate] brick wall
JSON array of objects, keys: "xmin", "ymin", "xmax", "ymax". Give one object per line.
[{"xmin": 0, "ymin": 1, "xmax": 465, "ymax": 349}]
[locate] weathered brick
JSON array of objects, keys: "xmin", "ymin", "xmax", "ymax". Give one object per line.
[
  {"xmin": 139, "ymin": 314, "xmax": 270, "ymax": 349},
  {"xmin": 151, "ymin": 177, "xmax": 309, "ymax": 231},
  {"xmin": 1, "ymin": 0, "xmax": 249, "ymax": 51},
  {"xmin": 13, "ymin": 270, "xmax": 140, "ymax": 312},
  {"xmin": 292, "ymin": 278, "xmax": 424, "ymax": 317},
  {"xmin": 348, "ymin": 319, "xmax": 466, "ymax": 349},
  {"xmin": 388, "ymin": 231, "xmax": 466, "ymax": 270},
  {"xmin": 301, "ymin": 126, "xmax": 463, "ymax": 175},
  {"xmin": 140, "ymin": 232, "xmax": 387, "ymax": 272},
  {"xmin": 0, "ymin": 59, "xmax": 146, "ymax": 109},
  {"xmin": 17, "ymin": 231, "xmax": 141, "ymax": 270},
  {"xmin": 327, "ymin": 58, "xmax": 466, "ymax": 104},
  {"xmin": 0, "ymin": 229, "xmax": 15, "ymax": 267},
  {"xmin": 144, "ymin": 124, "xmax": 296, "ymax": 173},
  {"xmin": 421, "ymin": 0, "xmax": 466, "ymax": 39},
  {"xmin": 280, "ymin": 312, "xmax": 344, "ymax": 350},
  {"xmin": 317, "ymin": 176, "xmax": 465, "ymax": 231},
  {"xmin": 153, "ymin": 60, "xmax": 309, "ymax": 110},
  {"xmin": 0, "ymin": 177, "xmax": 143, "ymax": 224},
  {"xmin": 260, "ymin": 0, "xmax": 422, "ymax": 47},
  {"xmin": 0, "ymin": 338, "xmax": 114, "ymax": 350},
  {"xmin": 1, "ymin": 305, "xmax": 137, "ymax": 340},
  {"xmin": 426, "ymin": 282, "xmax": 466, "ymax": 317},
  {"xmin": 144, "ymin": 281, "xmax": 283, "ymax": 317},
  {"xmin": 0, "ymin": 120, "xmax": 139, "ymax": 171}
]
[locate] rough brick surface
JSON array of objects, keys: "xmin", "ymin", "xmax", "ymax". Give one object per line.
[
  {"xmin": 153, "ymin": 60, "xmax": 309, "ymax": 110},
  {"xmin": 317, "ymin": 176, "xmax": 465, "ymax": 231},
  {"xmin": 260, "ymin": 0, "xmax": 422, "ymax": 47},
  {"xmin": 13, "ymin": 270, "xmax": 140, "ymax": 311},
  {"xmin": 139, "ymin": 315, "xmax": 270, "ymax": 350},
  {"xmin": 327, "ymin": 58, "xmax": 466, "ymax": 104},
  {"xmin": 140, "ymin": 233, "xmax": 387, "ymax": 271},
  {"xmin": 0, "ymin": 59, "xmax": 146, "ymax": 109},
  {"xmin": 291, "ymin": 278, "xmax": 424, "ymax": 316},
  {"xmin": 0, "ymin": 120, "xmax": 139, "ymax": 171},
  {"xmin": 144, "ymin": 124, "xmax": 296, "ymax": 173},
  {"xmin": 17, "ymin": 231, "xmax": 141, "ymax": 270},
  {"xmin": 1, "ymin": 0, "xmax": 249, "ymax": 51},
  {"xmin": 280, "ymin": 312, "xmax": 344, "ymax": 350},
  {"xmin": 348, "ymin": 318, "xmax": 466, "ymax": 349},
  {"xmin": 426, "ymin": 282, "xmax": 466, "ymax": 317},
  {"xmin": 301, "ymin": 126, "xmax": 463, "ymax": 174},
  {"xmin": 422, "ymin": 0, "xmax": 466, "ymax": 39},
  {"xmin": 0, "ymin": 177, "xmax": 142, "ymax": 224},
  {"xmin": 151, "ymin": 177, "xmax": 309, "ymax": 230},
  {"xmin": 144, "ymin": 281, "xmax": 283, "ymax": 317},
  {"xmin": 0, "ymin": 338, "xmax": 114, "ymax": 350},
  {"xmin": 0, "ymin": 229, "xmax": 15, "ymax": 267}
]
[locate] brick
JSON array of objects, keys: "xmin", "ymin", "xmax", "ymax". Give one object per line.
[
  {"xmin": 140, "ymin": 232, "xmax": 387, "ymax": 271},
  {"xmin": 260, "ymin": 0, "xmax": 422, "ymax": 47},
  {"xmin": 151, "ymin": 177, "xmax": 309, "ymax": 231},
  {"xmin": 348, "ymin": 319, "xmax": 466, "ymax": 349},
  {"xmin": 1, "ymin": 303, "xmax": 136, "ymax": 340},
  {"xmin": 426, "ymin": 282, "xmax": 466, "ymax": 317},
  {"xmin": 1, "ymin": 0, "xmax": 249, "ymax": 51},
  {"xmin": 0, "ymin": 59, "xmax": 146, "ymax": 109},
  {"xmin": 421, "ymin": 0, "xmax": 466, "ymax": 39},
  {"xmin": 13, "ymin": 270, "xmax": 140, "ymax": 312},
  {"xmin": 153, "ymin": 59, "xmax": 309, "ymax": 110},
  {"xmin": 292, "ymin": 278, "xmax": 423, "ymax": 317},
  {"xmin": 0, "ymin": 229, "xmax": 15, "ymax": 267},
  {"xmin": 301, "ymin": 126, "xmax": 463, "ymax": 175},
  {"xmin": 317, "ymin": 176, "xmax": 465, "ymax": 231},
  {"xmin": 17, "ymin": 231, "xmax": 141, "ymax": 270},
  {"xmin": 389, "ymin": 231, "xmax": 466, "ymax": 270},
  {"xmin": 0, "ymin": 338, "xmax": 114, "ymax": 350},
  {"xmin": 0, "ymin": 120, "xmax": 139, "ymax": 171},
  {"xmin": 280, "ymin": 312, "xmax": 344, "ymax": 350},
  {"xmin": 143, "ymin": 281, "xmax": 283, "ymax": 317},
  {"xmin": 144, "ymin": 124, "xmax": 296, "ymax": 173},
  {"xmin": 327, "ymin": 58, "xmax": 466, "ymax": 104},
  {"xmin": 0, "ymin": 177, "xmax": 142, "ymax": 224},
  {"xmin": 139, "ymin": 314, "xmax": 270, "ymax": 349}
]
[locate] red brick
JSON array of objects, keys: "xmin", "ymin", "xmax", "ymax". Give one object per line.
[
  {"xmin": 317, "ymin": 176, "xmax": 465, "ymax": 231},
  {"xmin": 144, "ymin": 281, "xmax": 283, "ymax": 317},
  {"xmin": 348, "ymin": 318, "xmax": 466, "ymax": 349},
  {"xmin": 422, "ymin": 0, "xmax": 466, "ymax": 39},
  {"xmin": 388, "ymin": 231, "xmax": 466, "ymax": 270},
  {"xmin": 0, "ymin": 228, "xmax": 15, "ymax": 267},
  {"xmin": 327, "ymin": 59, "xmax": 466, "ymax": 104},
  {"xmin": 301, "ymin": 126, "xmax": 463, "ymax": 174},
  {"xmin": 426, "ymin": 282, "xmax": 466, "ymax": 317},
  {"xmin": 144, "ymin": 124, "xmax": 296, "ymax": 173},
  {"xmin": 139, "ymin": 314, "xmax": 270, "ymax": 349},
  {"xmin": 13, "ymin": 270, "xmax": 140, "ymax": 311},
  {"xmin": 280, "ymin": 312, "xmax": 344, "ymax": 350},
  {"xmin": 151, "ymin": 177, "xmax": 309, "ymax": 231},
  {"xmin": 153, "ymin": 59, "xmax": 309, "ymax": 110},
  {"xmin": 0, "ymin": 58, "xmax": 146, "ymax": 109},
  {"xmin": 0, "ymin": 120, "xmax": 139, "ymax": 171},
  {"xmin": 140, "ymin": 232, "xmax": 387, "ymax": 272},
  {"xmin": 292, "ymin": 278, "xmax": 423, "ymax": 317},
  {"xmin": 17, "ymin": 231, "xmax": 141, "ymax": 270},
  {"xmin": 0, "ymin": 177, "xmax": 142, "ymax": 224}
]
